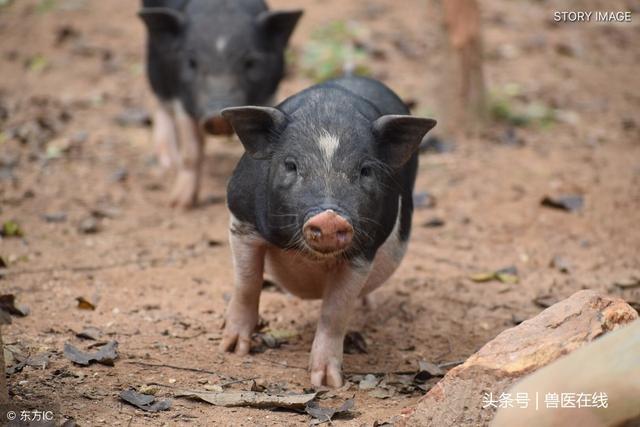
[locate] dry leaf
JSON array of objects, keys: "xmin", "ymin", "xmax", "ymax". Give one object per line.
[
  {"xmin": 0, "ymin": 294, "xmax": 30, "ymax": 317},
  {"xmin": 344, "ymin": 331, "xmax": 367, "ymax": 354},
  {"xmin": 306, "ymin": 398, "xmax": 354, "ymax": 424},
  {"xmin": 120, "ymin": 390, "xmax": 171, "ymax": 412},
  {"xmin": 76, "ymin": 297, "xmax": 96, "ymax": 310},
  {"xmin": 63, "ymin": 341, "xmax": 118, "ymax": 366},
  {"xmin": 176, "ymin": 389, "xmax": 316, "ymax": 410},
  {"xmin": 541, "ymin": 195, "xmax": 583, "ymax": 212}
]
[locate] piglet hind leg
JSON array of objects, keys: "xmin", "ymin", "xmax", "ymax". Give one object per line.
[
  {"xmin": 220, "ymin": 227, "xmax": 266, "ymax": 356},
  {"xmin": 310, "ymin": 265, "xmax": 371, "ymax": 388},
  {"xmin": 170, "ymin": 102, "xmax": 204, "ymax": 209}
]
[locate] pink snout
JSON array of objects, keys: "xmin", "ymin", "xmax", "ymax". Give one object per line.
[{"xmin": 303, "ymin": 210, "xmax": 354, "ymax": 254}]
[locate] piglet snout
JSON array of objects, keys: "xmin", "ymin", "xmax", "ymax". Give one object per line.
[{"xmin": 303, "ymin": 209, "xmax": 353, "ymax": 254}]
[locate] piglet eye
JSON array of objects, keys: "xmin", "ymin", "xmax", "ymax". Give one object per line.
[
  {"xmin": 360, "ymin": 166, "xmax": 373, "ymax": 177},
  {"xmin": 244, "ymin": 57, "xmax": 256, "ymax": 71},
  {"xmin": 188, "ymin": 57, "xmax": 197, "ymax": 70},
  {"xmin": 284, "ymin": 159, "xmax": 297, "ymax": 173}
]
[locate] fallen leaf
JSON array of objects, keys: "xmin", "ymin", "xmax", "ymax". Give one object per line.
[
  {"xmin": 119, "ymin": 390, "xmax": 171, "ymax": 412},
  {"xmin": 306, "ymin": 398, "xmax": 354, "ymax": 424},
  {"xmin": 414, "ymin": 360, "xmax": 444, "ymax": 383},
  {"xmin": 63, "ymin": 340, "xmax": 118, "ymax": 366},
  {"xmin": 268, "ymin": 329, "xmax": 298, "ymax": 342},
  {"xmin": 256, "ymin": 333, "xmax": 280, "ymax": 349},
  {"xmin": 90, "ymin": 206, "xmax": 120, "ymax": 219},
  {"xmin": 418, "ymin": 135, "xmax": 455, "ymax": 154},
  {"xmin": 114, "ymin": 108, "xmax": 152, "ymax": 128},
  {"xmin": 42, "ymin": 212, "xmax": 67, "ymax": 223},
  {"xmin": 541, "ymin": 195, "xmax": 583, "ymax": 212},
  {"xmin": 254, "ymin": 328, "xmax": 298, "ymax": 351},
  {"xmin": 6, "ymin": 350, "xmax": 51, "ymax": 374},
  {"xmin": 469, "ymin": 272, "xmax": 496, "ymax": 283},
  {"xmin": 176, "ymin": 390, "xmax": 316, "ymax": 410},
  {"xmin": 368, "ymin": 388, "xmax": 395, "ymax": 399},
  {"xmin": 24, "ymin": 351, "xmax": 51, "ymax": 369},
  {"xmin": 470, "ymin": 266, "xmax": 519, "ymax": 284},
  {"xmin": 550, "ymin": 255, "xmax": 571, "ymax": 274},
  {"xmin": 0, "ymin": 294, "xmax": 30, "ymax": 316},
  {"xmin": 422, "ymin": 217, "xmax": 445, "ymax": 228},
  {"xmin": 138, "ymin": 384, "xmax": 160, "ymax": 395},
  {"xmin": 344, "ymin": 331, "xmax": 367, "ymax": 354},
  {"xmin": 76, "ymin": 297, "xmax": 96, "ymax": 310},
  {"xmin": 413, "ymin": 192, "xmax": 437, "ymax": 209},
  {"xmin": 358, "ymin": 374, "xmax": 379, "ymax": 390},
  {"xmin": 78, "ymin": 217, "xmax": 99, "ymax": 234},
  {"xmin": 27, "ymin": 54, "xmax": 49, "ymax": 73},
  {"xmin": 204, "ymin": 384, "xmax": 224, "ymax": 392},
  {"xmin": 0, "ymin": 310, "xmax": 11, "ymax": 325},
  {"xmin": 76, "ymin": 326, "xmax": 102, "ymax": 341},
  {"xmin": 511, "ymin": 313, "xmax": 527, "ymax": 325},
  {"xmin": 533, "ymin": 294, "xmax": 557, "ymax": 309},
  {"xmin": 614, "ymin": 278, "xmax": 640, "ymax": 290},
  {"xmin": 1, "ymin": 220, "xmax": 23, "ymax": 237},
  {"xmin": 109, "ymin": 167, "xmax": 128, "ymax": 183},
  {"xmin": 495, "ymin": 272, "xmax": 519, "ymax": 284}
]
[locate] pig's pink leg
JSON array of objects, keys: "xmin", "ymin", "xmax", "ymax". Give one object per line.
[
  {"xmin": 220, "ymin": 221, "xmax": 266, "ymax": 355},
  {"xmin": 310, "ymin": 266, "xmax": 370, "ymax": 388},
  {"xmin": 170, "ymin": 102, "xmax": 204, "ymax": 208},
  {"xmin": 153, "ymin": 100, "xmax": 179, "ymax": 169}
]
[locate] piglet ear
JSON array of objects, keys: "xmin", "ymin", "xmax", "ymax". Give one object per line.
[
  {"xmin": 256, "ymin": 10, "xmax": 303, "ymax": 49},
  {"xmin": 138, "ymin": 7, "xmax": 185, "ymax": 34},
  {"xmin": 221, "ymin": 106, "xmax": 288, "ymax": 160},
  {"xmin": 372, "ymin": 115, "xmax": 437, "ymax": 169}
]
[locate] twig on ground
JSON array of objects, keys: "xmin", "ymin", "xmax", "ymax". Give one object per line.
[
  {"xmin": 125, "ymin": 360, "xmax": 219, "ymax": 375},
  {"xmin": 0, "ymin": 251, "xmax": 210, "ymax": 277}
]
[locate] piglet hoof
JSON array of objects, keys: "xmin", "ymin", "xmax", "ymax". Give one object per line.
[
  {"xmin": 310, "ymin": 354, "xmax": 343, "ymax": 388},
  {"xmin": 219, "ymin": 329, "xmax": 252, "ymax": 356},
  {"xmin": 169, "ymin": 171, "xmax": 198, "ymax": 209},
  {"xmin": 219, "ymin": 305, "xmax": 257, "ymax": 356},
  {"xmin": 156, "ymin": 151, "xmax": 174, "ymax": 170}
]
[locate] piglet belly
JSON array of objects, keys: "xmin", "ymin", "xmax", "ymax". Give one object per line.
[{"xmin": 264, "ymin": 248, "xmax": 331, "ymax": 299}]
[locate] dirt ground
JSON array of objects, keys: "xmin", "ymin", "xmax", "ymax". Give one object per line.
[{"xmin": 1, "ymin": 0, "xmax": 639, "ymax": 425}]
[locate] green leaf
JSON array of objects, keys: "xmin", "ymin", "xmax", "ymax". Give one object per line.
[
  {"xmin": 469, "ymin": 272, "xmax": 496, "ymax": 282},
  {"xmin": 1, "ymin": 220, "xmax": 23, "ymax": 237}
]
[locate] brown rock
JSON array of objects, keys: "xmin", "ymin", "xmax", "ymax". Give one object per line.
[
  {"xmin": 403, "ymin": 290, "xmax": 638, "ymax": 427},
  {"xmin": 492, "ymin": 321, "xmax": 640, "ymax": 427}
]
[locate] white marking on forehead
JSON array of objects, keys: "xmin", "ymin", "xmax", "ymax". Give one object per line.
[
  {"xmin": 317, "ymin": 130, "xmax": 340, "ymax": 164},
  {"xmin": 216, "ymin": 36, "xmax": 228, "ymax": 53}
]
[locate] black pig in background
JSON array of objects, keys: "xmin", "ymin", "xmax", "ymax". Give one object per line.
[{"xmin": 139, "ymin": 0, "xmax": 302, "ymax": 207}]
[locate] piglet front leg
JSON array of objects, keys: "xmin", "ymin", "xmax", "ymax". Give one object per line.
[
  {"xmin": 220, "ymin": 225, "xmax": 266, "ymax": 356},
  {"xmin": 171, "ymin": 103, "xmax": 204, "ymax": 209},
  {"xmin": 152, "ymin": 101, "xmax": 179, "ymax": 169},
  {"xmin": 310, "ymin": 265, "xmax": 371, "ymax": 388}
]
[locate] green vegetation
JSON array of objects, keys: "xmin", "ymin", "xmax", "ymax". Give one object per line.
[
  {"xmin": 489, "ymin": 84, "xmax": 556, "ymax": 128},
  {"xmin": 300, "ymin": 20, "xmax": 371, "ymax": 82},
  {"xmin": 1, "ymin": 220, "xmax": 23, "ymax": 238}
]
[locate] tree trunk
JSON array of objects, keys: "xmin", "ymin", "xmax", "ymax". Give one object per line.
[
  {"xmin": 442, "ymin": 0, "xmax": 487, "ymax": 135},
  {"xmin": 0, "ymin": 327, "xmax": 7, "ymax": 403}
]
